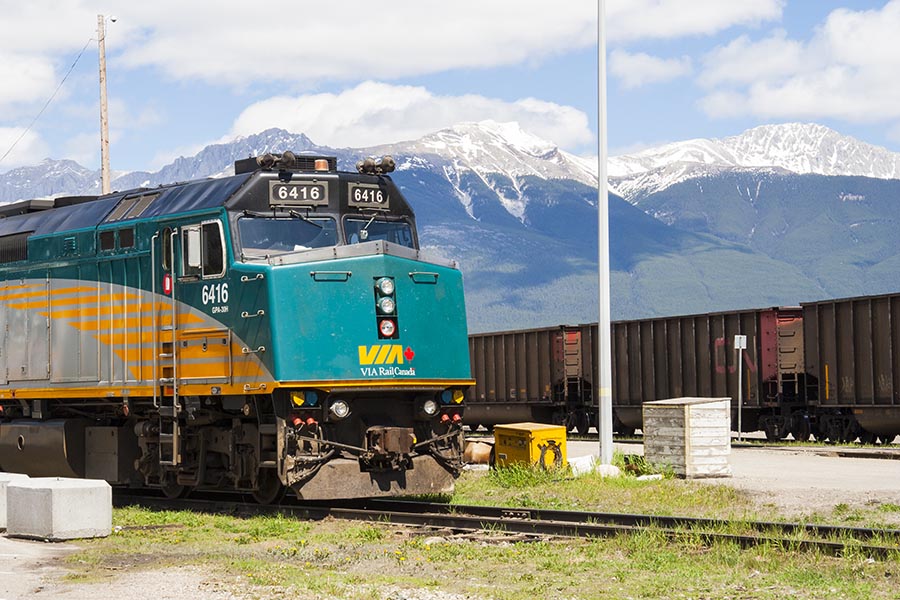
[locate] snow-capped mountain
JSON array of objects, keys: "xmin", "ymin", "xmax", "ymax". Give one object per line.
[
  {"xmin": 5, "ymin": 120, "xmax": 900, "ymax": 332},
  {"xmin": 609, "ymin": 123, "xmax": 900, "ymax": 201},
  {"xmin": 367, "ymin": 120, "xmax": 597, "ymax": 222}
]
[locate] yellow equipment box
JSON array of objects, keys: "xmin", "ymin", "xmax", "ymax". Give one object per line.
[{"xmin": 493, "ymin": 422, "xmax": 567, "ymax": 469}]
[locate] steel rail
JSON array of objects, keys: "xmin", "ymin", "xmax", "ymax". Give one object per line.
[
  {"xmin": 355, "ymin": 499, "xmax": 900, "ymax": 542},
  {"xmin": 112, "ymin": 492, "xmax": 900, "ymax": 559}
]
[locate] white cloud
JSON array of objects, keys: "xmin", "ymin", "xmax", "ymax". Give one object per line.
[
  {"xmin": 229, "ymin": 81, "xmax": 593, "ymax": 150},
  {"xmin": 0, "ymin": 0, "xmax": 784, "ymax": 94},
  {"xmin": 698, "ymin": 1, "xmax": 900, "ymax": 123},
  {"xmin": 0, "ymin": 51, "xmax": 59, "ymax": 110},
  {"xmin": 699, "ymin": 31, "xmax": 809, "ymax": 87},
  {"xmin": 609, "ymin": 50, "xmax": 692, "ymax": 89},
  {"xmin": 113, "ymin": 2, "xmax": 597, "ymax": 85},
  {"xmin": 607, "ymin": 0, "xmax": 784, "ymax": 42},
  {"xmin": 0, "ymin": 128, "xmax": 49, "ymax": 170}
]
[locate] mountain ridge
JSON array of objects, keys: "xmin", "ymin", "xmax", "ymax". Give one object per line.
[
  {"xmin": 609, "ymin": 122, "xmax": 900, "ymax": 200},
  {"xmin": 1, "ymin": 121, "xmax": 899, "ymax": 332}
]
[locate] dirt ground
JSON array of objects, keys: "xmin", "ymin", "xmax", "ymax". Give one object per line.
[{"xmin": 3, "ymin": 442, "xmax": 899, "ymax": 599}]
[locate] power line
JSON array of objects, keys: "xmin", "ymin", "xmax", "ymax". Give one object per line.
[{"xmin": 0, "ymin": 37, "xmax": 94, "ymax": 166}]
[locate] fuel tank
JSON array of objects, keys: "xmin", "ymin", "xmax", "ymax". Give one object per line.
[{"xmin": 0, "ymin": 419, "xmax": 86, "ymax": 478}]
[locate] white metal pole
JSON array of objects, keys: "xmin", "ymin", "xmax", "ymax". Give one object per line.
[
  {"xmin": 734, "ymin": 334, "xmax": 746, "ymax": 442},
  {"xmin": 597, "ymin": 0, "xmax": 613, "ymax": 465},
  {"xmin": 737, "ymin": 347, "xmax": 743, "ymax": 442},
  {"xmin": 98, "ymin": 14, "xmax": 111, "ymax": 195}
]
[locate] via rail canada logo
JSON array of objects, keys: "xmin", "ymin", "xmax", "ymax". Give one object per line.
[{"xmin": 358, "ymin": 345, "xmax": 416, "ymax": 377}]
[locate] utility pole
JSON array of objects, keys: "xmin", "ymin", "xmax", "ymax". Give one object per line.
[
  {"xmin": 597, "ymin": 0, "xmax": 613, "ymax": 465},
  {"xmin": 98, "ymin": 14, "xmax": 111, "ymax": 195}
]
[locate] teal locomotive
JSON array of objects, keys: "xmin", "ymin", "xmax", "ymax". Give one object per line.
[{"xmin": 0, "ymin": 152, "xmax": 472, "ymax": 502}]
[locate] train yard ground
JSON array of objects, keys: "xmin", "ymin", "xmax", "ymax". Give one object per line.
[{"xmin": 3, "ymin": 441, "xmax": 899, "ymax": 600}]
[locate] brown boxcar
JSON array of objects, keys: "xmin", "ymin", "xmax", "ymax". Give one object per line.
[
  {"xmin": 466, "ymin": 326, "xmax": 599, "ymax": 433},
  {"xmin": 612, "ymin": 307, "xmax": 810, "ymax": 440},
  {"xmin": 467, "ymin": 306, "xmax": 811, "ymax": 440},
  {"xmin": 802, "ymin": 293, "xmax": 900, "ymax": 442}
]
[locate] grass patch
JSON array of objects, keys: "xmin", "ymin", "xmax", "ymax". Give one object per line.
[
  {"xmin": 55, "ymin": 464, "xmax": 900, "ymax": 600},
  {"xmin": 54, "ymin": 503, "xmax": 900, "ymax": 600}
]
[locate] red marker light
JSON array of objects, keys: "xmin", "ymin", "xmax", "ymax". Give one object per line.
[
  {"xmin": 379, "ymin": 319, "xmax": 396, "ymax": 337},
  {"xmin": 162, "ymin": 273, "xmax": 172, "ymax": 295}
]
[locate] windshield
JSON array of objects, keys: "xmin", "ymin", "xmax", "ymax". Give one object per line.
[
  {"xmin": 238, "ymin": 216, "xmax": 337, "ymax": 257},
  {"xmin": 344, "ymin": 217, "xmax": 415, "ymax": 248}
]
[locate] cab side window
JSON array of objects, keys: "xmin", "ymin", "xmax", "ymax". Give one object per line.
[{"xmin": 181, "ymin": 221, "xmax": 225, "ymax": 278}]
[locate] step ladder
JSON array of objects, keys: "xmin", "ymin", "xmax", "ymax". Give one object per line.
[{"xmin": 158, "ymin": 324, "xmax": 181, "ymax": 466}]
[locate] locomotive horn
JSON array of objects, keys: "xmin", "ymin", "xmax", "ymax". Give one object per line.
[
  {"xmin": 277, "ymin": 151, "xmax": 297, "ymax": 168},
  {"xmin": 379, "ymin": 155, "xmax": 396, "ymax": 173},
  {"xmin": 356, "ymin": 157, "xmax": 377, "ymax": 174},
  {"xmin": 257, "ymin": 153, "xmax": 277, "ymax": 169}
]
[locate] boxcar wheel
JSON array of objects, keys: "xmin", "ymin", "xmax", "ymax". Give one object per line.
[
  {"xmin": 574, "ymin": 411, "xmax": 591, "ymax": 436},
  {"xmin": 616, "ymin": 425, "xmax": 636, "ymax": 437},
  {"xmin": 789, "ymin": 412, "xmax": 811, "ymax": 442},
  {"xmin": 857, "ymin": 430, "xmax": 877, "ymax": 445}
]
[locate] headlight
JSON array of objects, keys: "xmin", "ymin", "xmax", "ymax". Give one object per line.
[
  {"xmin": 422, "ymin": 399, "xmax": 439, "ymax": 416},
  {"xmin": 329, "ymin": 400, "xmax": 350, "ymax": 420},
  {"xmin": 376, "ymin": 277, "xmax": 395, "ymax": 296},
  {"xmin": 377, "ymin": 296, "xmax": 396, "ymax": 314}
]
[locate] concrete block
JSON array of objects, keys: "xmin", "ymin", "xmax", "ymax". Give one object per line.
[
  {"xmin": 7, "ymin": 477, "xmax": 111, "ymax": 541},
  {"xmin": 0, "ymin": 472, "xmax": 29, "ymax": 530},
  {"xmin": 569, "ymin": 456, "xmax": 621, "ymax": 478}
]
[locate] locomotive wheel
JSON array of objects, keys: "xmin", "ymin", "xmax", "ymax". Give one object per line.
[
  {"xmin": 251, "ymin": 468, "xmax": 286, "ymax": 505},
  {"xmin": 160, "ymin": 478, "xmax": 187, "ymax": 500},
  {"xmin": 574, "ymin": 411, "xmax": 591, "ymax": 436}
]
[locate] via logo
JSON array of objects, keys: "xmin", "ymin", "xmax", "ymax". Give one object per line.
[{"xmin": 358, "ymin": 345, "xmax": 415, "ymax": 365}]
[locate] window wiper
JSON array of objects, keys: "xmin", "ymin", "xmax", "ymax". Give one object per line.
[
  {"xmin": 240, "ymin": 209, "xmax": 322, "ymax": 229},
  {"xmin": 289, "ymin": 210, "xmax": 323, "ymax": 230}
]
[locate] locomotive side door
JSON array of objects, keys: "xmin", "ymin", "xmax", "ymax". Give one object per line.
[{"xmin": 173, "ymin": 220, "xmax": 232, "ymax": 385}]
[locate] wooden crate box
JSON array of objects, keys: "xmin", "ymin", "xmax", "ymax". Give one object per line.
[{"xmin": 642, "ymin": 398, "xmax": 732, "ymax": 478}]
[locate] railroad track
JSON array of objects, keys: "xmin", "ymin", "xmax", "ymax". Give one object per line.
[{"xmin": 113, "ymin": 492, "xmax": 900, "ymax": 559}]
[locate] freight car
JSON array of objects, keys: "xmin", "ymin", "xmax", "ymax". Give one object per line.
[
  {"xmin": 0, "ymin": 152, "xmax": 472, "ymax": 502},
  {"xmin": 802, "ymin": 293, "xmax": 900, "ymax": 444},
  {"xmin": 468, "ymin": 299, "xmax": 900, "ymax": 444}
]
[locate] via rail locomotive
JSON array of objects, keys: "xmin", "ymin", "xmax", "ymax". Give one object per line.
[{"xmin": 0, "ymin": 152, "xmax": 472, "ymax": 502}]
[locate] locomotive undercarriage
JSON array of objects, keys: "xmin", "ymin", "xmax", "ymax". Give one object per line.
[{"xmin": 0, "ymin": 390, "xmax": 465, "ymax": 502}]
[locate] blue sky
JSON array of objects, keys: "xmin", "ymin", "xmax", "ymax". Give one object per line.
[{"xmin": 1, "ymin": 1, "xmax": 899, "ymax": 173}]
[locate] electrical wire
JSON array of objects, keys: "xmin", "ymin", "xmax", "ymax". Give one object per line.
[{"xmin": 0, "ymin": 37, "xmax": 94, "ymax": 166}]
